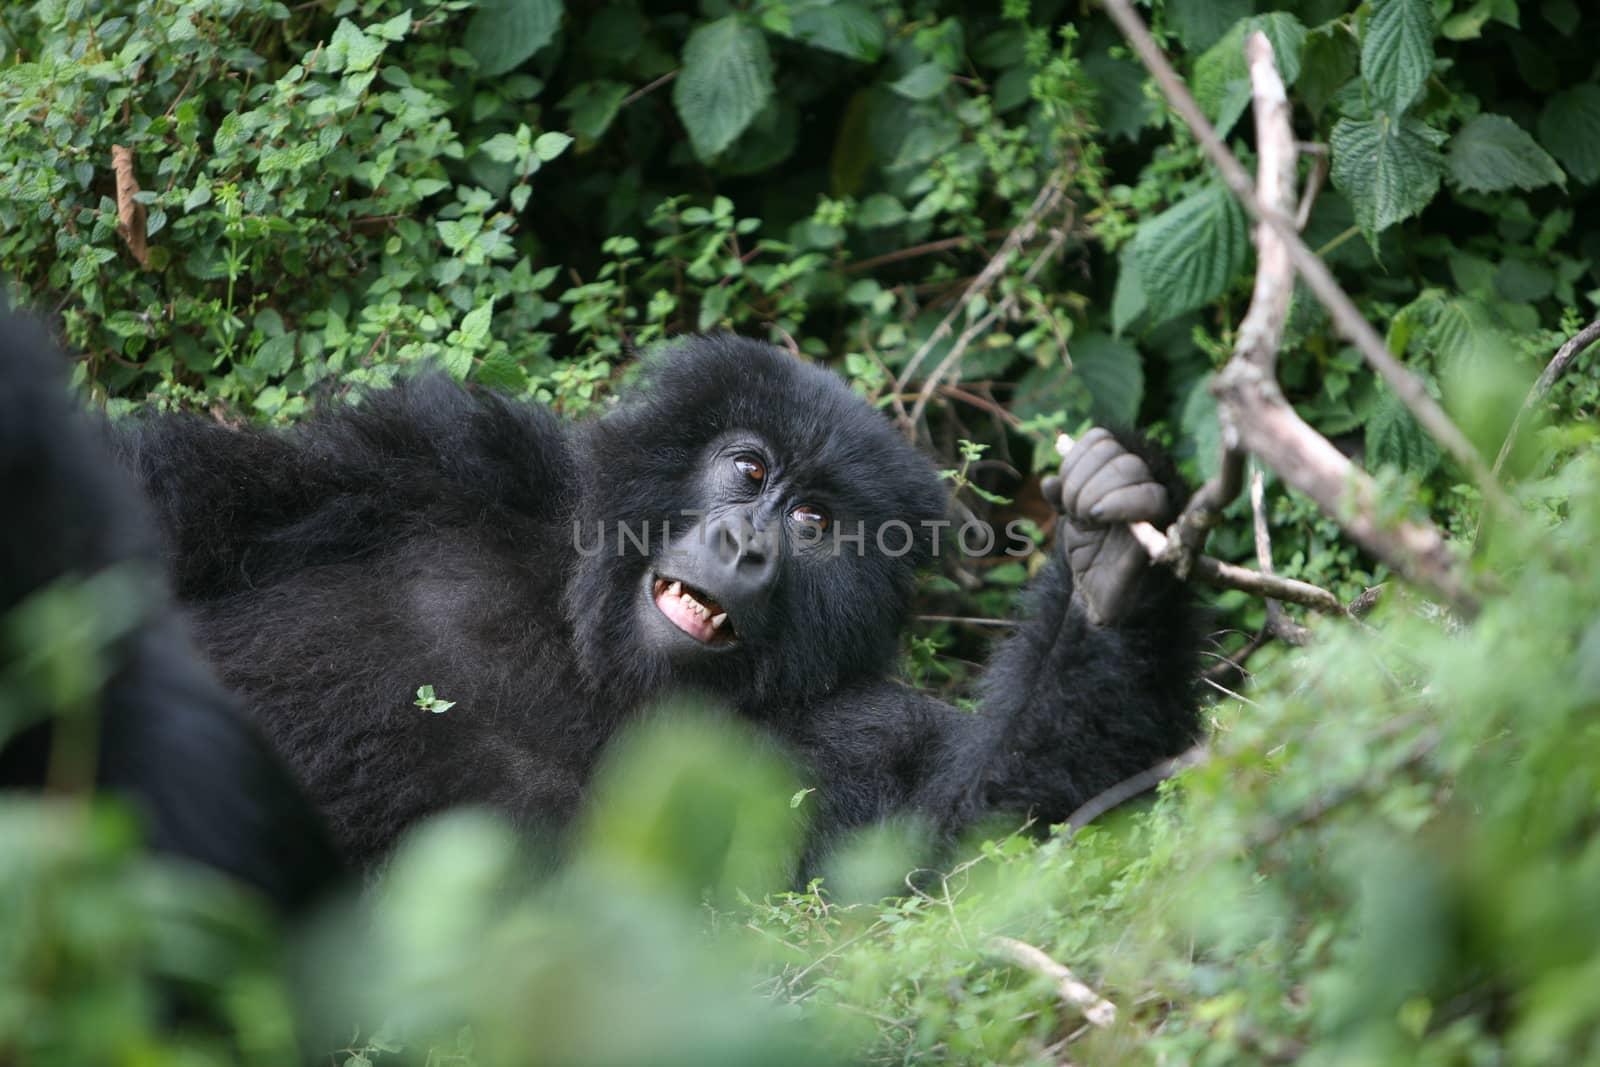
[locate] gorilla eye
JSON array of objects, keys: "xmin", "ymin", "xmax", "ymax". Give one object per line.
[
  {"xmin": 790, "ymin": 504, "xmax": 830, "ymax": 531},
  {"xmin": 733, "ymin": 454, "xmax": 766, "ymax": 484}
]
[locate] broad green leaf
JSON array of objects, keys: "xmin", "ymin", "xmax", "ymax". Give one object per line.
[
  {"xmin": 1537, "ymin": 84, "xmax": 1600, "ymax": 184},
  {"xmin": 560, "ymin": 80, "xmax": 630, "ymax": 145},
  {"xmin": 1179, "ymin": 374, "xmax": 1223, "ymax": 482},
  {"xmin": 889, "ymin": 63, "xmax": 950, "ymax": 101},
  {"xmin": 1330, "ymin": 114, "xmax": 1446, "ymax": 240},
  {"xmin": 1192, "ymin": 13, "xmax": 1306, "ymax": 137},
  {"xmin": 1083, "ymin": 50, "xmax": 1155, "ymax": 142},
  {"xmin": 1166, "ymin": 0, "xmax": 1251, "ymax": 51},
  {"xmin": 479, "ymin": 132, "xmax": 520, "ymax": 163},
  {"xmin": 1130, "ymin": 183, "xmax": 1250, "ymax": 326},
  {"xmin": 788, "ymin": 2, "xmax": 885, "ymax": 62},
  {"xmin": 326, "ymin": 19, "xmax": 385, "ymax": 74},
  {"xmin": 1070, "ymin": 333, "xmax": 1144, "ymax": 425},
  {"xmin": 465, "ymin": 0, "xmax": 564, "ymax": 78},
  {"xmin": 1298, "ymin": 22, "xmax": 1359, "ymax": 119},
  {"xmin": 857, "ymin": 193, "xmax": 906, "ymax": 228},
  {"xmin": 1365, "ymin": 389, "xmax": 1441, "ymax": 476},
  {"xmin": 1446, "ymin": 114, "xmax": 1564, "ymax": 193},
  {"xmin": 1360, "ymin": 0, "xmax": 1433, "ymax": 115},
  {"xmin": 1110, "ymin": 244, "xmax": 1147, "ymax": 336},
  {"xmin": 673, "ymin": 17, "xmax": 775, "ymax": 161},
  {"xmin": 533, "ymin": 131, "xmax": 573, "ymax": 161}
]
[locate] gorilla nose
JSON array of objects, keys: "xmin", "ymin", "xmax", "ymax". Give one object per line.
[{"xmin": 707, "ymin": 515, "xmax": 779, "ymax": 588}]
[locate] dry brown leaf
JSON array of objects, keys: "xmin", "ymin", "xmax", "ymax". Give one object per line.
[{"xmin": 111, "ymin": 144, "xmax": 150, "ymax": 270}]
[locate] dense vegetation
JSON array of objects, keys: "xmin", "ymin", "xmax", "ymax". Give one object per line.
[{"xmin": 2, "ymin": 0, "xmax": 1597, "ymax": 1063}]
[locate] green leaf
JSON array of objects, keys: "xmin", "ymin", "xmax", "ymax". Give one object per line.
[
  {"xmin": 673, "ymin": 17, "xmax": 775, "ymax": 161},
  {"xmin": 1165, "ymin": 0, "xmax": 1251, "ymax": 51},
  {"xmin": 1365, "ymin": 389, "xmax": 1442, "ymax": 476},
  {"xmin": 888, "ymin": 63, "xmax": 950, "ymax": 101},
  {"xmin": 1192, "ymin": 13, "xmax": 1306, "ymax": 137},
  {"xmin": 479, "ymin": 133, "xmax": 520, "ymax": 163},
  {"xmin": 464, "ymin": 0, "xmax": 564, "ymax": 78},
  {"xmin": 1110, "ymin": 244, "xmax": 1147, "ymax": 336},
  {"xmin": 1083, "ymin": 50, "xmax": 1154, "ymax": 142},
  {"xmin": 1361, "ymin": 0, "xmax": 1434, "ymax": 115},
  {"xmin": 326, "ymin": 19, "xmax": 385, "ymax": 73},
  {"xmin": 560, "ymin": 80, "xmax": 630, "ymax": 144},
  {"xmin": 1070, "ymin": 333, "xmax": 1144, "ymax": 426},
  {"xmin": 1130, "ymin": 183, "xmax": 1250, "ymax": 326},
  {"xmin": 533, "ymin": 131, "xmax": 572, "ymax": 161},
  {"xmin": 788, "ymin": 2, "xmax": 885, "ymax": 62},
  {"xmin": 1537, "ymin": 84, "xmax": 1600, "ymax": 184},
  {"xmin": 1330, "ymin": 114, "xmax": 1446, "ymax": 240},
  {"xmin": 1446, "ymin": 114, "xmax": 1564, "ymax": 193},
  {"xmin": 1179, "ymin": 374, "xmax": 1222, "ymax": 482}
]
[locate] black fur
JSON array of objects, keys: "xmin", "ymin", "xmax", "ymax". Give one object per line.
[
  {"xmin": 117, "ymin": 334, "xmax": 1203, "ymax": 871},
  {"xmin": 0, "ymin": 308, "xmax": 342, "ymax": 914}
]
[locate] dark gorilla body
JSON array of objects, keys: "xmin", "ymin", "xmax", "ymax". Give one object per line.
[
  {"xmin": 0, "ymin": 309, "xmax": 341, "ymax": 914},
  {"xmin": 120, "ymin": 336, "xmax": 1202, "ymax": 871}
]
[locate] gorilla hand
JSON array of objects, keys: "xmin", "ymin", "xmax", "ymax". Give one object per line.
[{"xmin": 1040, "ymin": 428, "xmax": 1169, "ymax": 627}]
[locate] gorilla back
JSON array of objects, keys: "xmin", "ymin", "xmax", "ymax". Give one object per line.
[{"xmin": 120, "ymin": 336, "xmax": 1202, "ymax": 869}]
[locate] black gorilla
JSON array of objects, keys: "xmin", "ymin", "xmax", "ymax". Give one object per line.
[
  {"xmin": 118, "ymin": 335, "xmax": 1201, "ymax": 870},
  {"xmin": 0, "ymin": 308, "xmax": 341, "ymax": 914}
]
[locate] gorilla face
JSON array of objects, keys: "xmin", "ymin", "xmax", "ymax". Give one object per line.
[{"xmin": 565, "ymin": 336, "xmax": 949, "ymax": 714}]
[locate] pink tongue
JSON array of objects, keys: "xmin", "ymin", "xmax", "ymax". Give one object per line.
[{"xmin": 656, "ymin": 590, "xmax": 716, "ymax": 643}]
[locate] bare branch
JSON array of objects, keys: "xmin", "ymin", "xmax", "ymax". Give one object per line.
[
  {"xmin": 111, "ymin": 145, "xmax": 151, "ymax": 270},
  {"xmin": 1251, "ymin": 467, "xmax": 1310, "ymax": 645},
  {"xmin": 1063, "ymin": 744, "xmax": 1209, "ymax": 834},
  {"xmin": 1054, "ymin": 434, "xmax": 1345, "ymax": 613},
  {"xmin": 892, "ymin": 171, "xmax": 1071, "ymax": 432},
  {"xmin": 985, "ymin": 936, "xmax": 1118, "ymax": 1027},
  {"xmin": 1490, "ymin": 316, "xmax": 1600, "ymax": 478},
  {"xmin": 1098, "ymin": 0, "xmax": 1513, "ymax": 523}
]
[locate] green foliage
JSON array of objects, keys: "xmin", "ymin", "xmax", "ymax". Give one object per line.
[{"xmin": 5, "ymin": 0, "xmax": 1600, "ymax": 1063}]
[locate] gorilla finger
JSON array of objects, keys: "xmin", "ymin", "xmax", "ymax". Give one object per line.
[
  {"xmin": 1056, "ymin": 434, "xmax": 1126, "ymax": 513},
  {"xmin": 1075, "ymin": 453, "xmax": 1154, "ymax": 517},
  {"xmin": 1040, "ymin": 474, "xmax": 1062, "ymax": 504},
  {"xmin": 1088, "ymin": 481, "xmax": 1168, "ymax": 524}
]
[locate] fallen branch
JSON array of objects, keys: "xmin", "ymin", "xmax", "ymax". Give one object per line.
[
  {"xmin": 1054, "ymin": 434, "xmax": 1345, "ymax": 615},
  {"xmin": 1490, "ymin": 316, "xmax": 1600, "ymax": 478},
  {"xmin": 984, "ymin": 936, "xmax": 1118, "ymax": 1027},
  {"xmin": 1099, "ymin": 0, "xmax": 1514, "ymax": 528}
]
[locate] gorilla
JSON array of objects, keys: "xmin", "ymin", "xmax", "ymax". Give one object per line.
[
  {"xmin": 0, "ymin": 308, "xmax": 342, "ymax": 914},
  {"xmin": 116, "ymin": 334, "xmax": 1201, "ymax": 871}
]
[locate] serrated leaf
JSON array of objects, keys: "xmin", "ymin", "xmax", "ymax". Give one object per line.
[
  {"xmin": 327, "ymin": 19, "xmax": 385, "ymax": 73},
  {"xmin": 1330, "ymin": 114, "xmax": 1446, "ymax": 240},
  {"xmin": 673, "ymin": 17, "xmax": 775, "ymax": 161},
  {"xmin": 1083, "ymin": 50, "xmax": 1155, "ymax": 142},
  {"xmin": 1130, "ymin": 183, "xmax": 1249, "ymax": 326},
  {"xmin": 889, "ymin": 63, "xmax": 950, "ymax": 101},
  {"xmin": 788, "ymin": 2, "xmax": 885, "ymax": 62},
  {"xmin": 1446, "ymin": 114, "xmax": 1564, "ymax": 193},
  {"xmin": 1537, "ymin": 84, "xmax": 1600, "ymax": 184},
  {"xmin": 1110, "ymin": 243, "xmax": 1147, "ymax": 336},
  {"xmin": 465, "ymin": 0, "xmax": 564, "ymax": 78},
  {"xmin": 1365, "ymin": 389, "xmax": 1441, "ymax": 476},
  {"xmin": 1070, "ymin": 333, "xmax": 1144, "ymax": 426},
  {"xmin": 1361, "ymin": 0, "xmax": 1433, "ymax": 115}
]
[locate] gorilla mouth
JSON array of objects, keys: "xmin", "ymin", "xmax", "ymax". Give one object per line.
[{"xmin": 652, "ymin": 576, "xmax": 737, "ymax": 645}]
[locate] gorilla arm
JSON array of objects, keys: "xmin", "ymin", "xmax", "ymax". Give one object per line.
[{"xmin": 784, "ymin": 431, "xmax": 1201, "ymax": 852}]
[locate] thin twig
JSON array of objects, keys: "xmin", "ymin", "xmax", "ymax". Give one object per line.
[
  {"xmin": 1063, "ymin": 744, "xmax": 1209, "ymax": 834},
  {"xmin": 1055, "ymin": 435, "xmax": 1346, "ymax": 614},
  {"xmin": 1251, "ymin": 467, "xmax": 1309, "ymax": 645},
  {"xmin": 891, "ymin": 172, "xmax": 1071, "ymax": 429},
  {"xmin": 1099, "ymin": 0, "xmax": 1513, "ymax": 523},
  {"xmin": 842, "ymin": 229, "xmax": 1009, "ymax": 274},
  {"xmin": 984, "ymin": 936, "xmax": 1118, "ymax": 1027},
  {"xmin": 907, "ymin": 213, "xmax": 1072, "ymax": 430},
  {"xmin": 1490, "ymin": 316, "xmax": 1600, "ymax": 478}
]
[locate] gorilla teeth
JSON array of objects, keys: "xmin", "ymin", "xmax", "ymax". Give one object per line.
[
  {"xmin": 711, "ymin": 613, "xmax": 727, "ymax": 630},
  {"xmin": 668, "ymin": 581, "xmax": 682, "ymax": 597}
]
